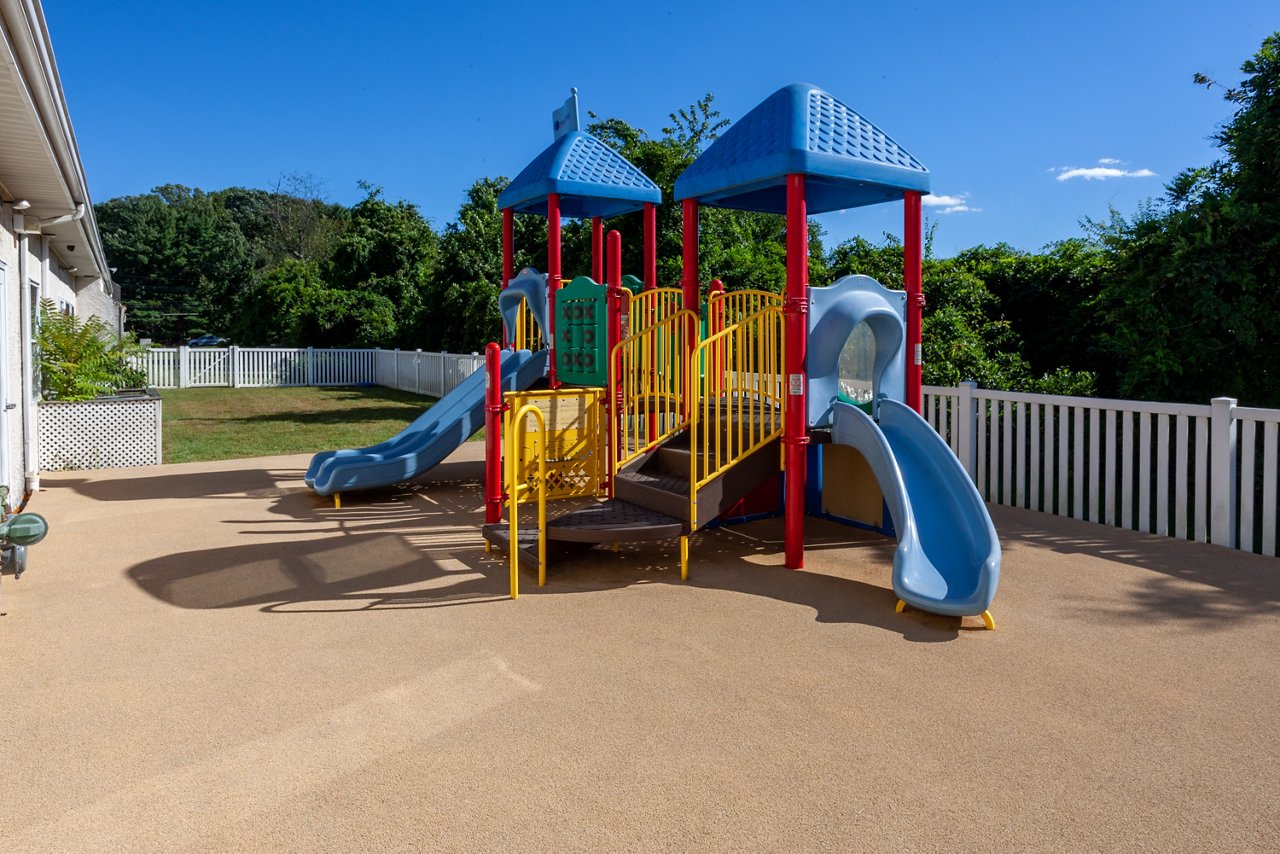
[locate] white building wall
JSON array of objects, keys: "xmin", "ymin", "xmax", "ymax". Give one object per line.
[
  {"xmin": 74, "ymin": 276, "xmax": 122, "ymax": 335},
  {"xmin": 43, "ymin": 241, "xmax": 76, "ymax": 314},
  {"xmin": 1, "ymin": 211, "xmax": 27, "ymax": 508}
]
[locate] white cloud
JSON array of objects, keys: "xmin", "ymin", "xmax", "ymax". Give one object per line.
[
  {"xmin": 922, "ymin": 192, "xmax": 981, "ymax": 214},
  {"xmin": 1054, "ymin": 164, "xmax": 1156, "ymax": 182},
  {"xmin": 1098, "ymin": 157, "xmax": 1121, "ymax": 165}
]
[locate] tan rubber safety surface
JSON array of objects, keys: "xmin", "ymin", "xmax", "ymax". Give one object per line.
[{"xmin": 3, "ymin": 442, "xmax": 1277, "ymax": 852}]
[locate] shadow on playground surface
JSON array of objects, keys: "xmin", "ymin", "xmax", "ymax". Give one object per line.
[{"xmin": 98, "ymin": 453, "xmax": 1280, "ymax": 639}]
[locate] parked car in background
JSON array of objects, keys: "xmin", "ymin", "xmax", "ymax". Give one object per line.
[{"xmin": 187, "ymin": 335, "xmax": 230, "ymax": 347}]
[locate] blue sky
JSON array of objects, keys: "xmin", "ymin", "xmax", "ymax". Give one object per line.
[{"xmin": 48, "ymin": 0, "xmax": 1275, "ymax": 258}]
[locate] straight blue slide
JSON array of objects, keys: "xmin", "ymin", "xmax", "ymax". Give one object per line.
[
  {"xmin": 830, "ymin": 399, "xmax": 1001, "ymax": 619},
  {"xmin": 306, "ymin": 348, "xmax": 548, "ymax": 497}
]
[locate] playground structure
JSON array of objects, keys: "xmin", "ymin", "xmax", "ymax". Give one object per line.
[{"xmin": 308, "ymin": 85, "xmax": 1000, "ymax": 626}]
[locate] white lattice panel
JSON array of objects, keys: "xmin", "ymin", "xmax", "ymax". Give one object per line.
[{"xmin": 38, "ymin": 397, "xmax": 163, "ymax": 470}]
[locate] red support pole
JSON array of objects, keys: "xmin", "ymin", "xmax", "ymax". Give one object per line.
[
  {"xmin": 547, "ymin": 193, "xmax": 561, "ymax": 388},
  {"xmin": 607, "ymin": 229, "xmax": 624, "ymax": 498},
  {"xmin": 783, "ymin": 174, "xmax": 809, "ymax": 570},
  {"xmin": 483, "ymin": 342, "xmax": 505, "ymax": 525},
  {"xmin": 501, "ymin": 207, "xmax": 513, "ymax": 347},
  {"xmin": 904, "ymin": 191, "xmax": 924, "ymax": 413},
  {"xmin": 681, "ymin": 198, "xmax": 700, "ymax": 314},
  {"xmin": 592, "ymin": 217, "xmax": 604, "ymax": 284},
  {"xmin": 643, "ymin": 202, "xmax": 657, "ymax": 290},
  {"xmin": 709, "ymin": 278, "xmax": 725, "ymax": 394}
]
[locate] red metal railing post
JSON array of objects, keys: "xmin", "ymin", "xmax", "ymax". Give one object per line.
[
  {"xmin": 592, "ymin": 216, "xmax": 604, "ymax": 284},
  {"xmin": 547, "ymin": 193, "xmax": 561, "ymax": 388},
  {"xmin": 709, "ymin": 278, "xmax": 725, "ymax": 393},
  {"xmin": 681, "ymin": 198, "xmax": 700, "ymax": 315},
  {"xmin": 607, "ymin": 229, "xmax": 624, "ymax": 497},
  {"xmin": 643, "ymin": 202, "xmax": 657, "ymax": 290},
  {"xmin": 484, "ymin": 342, "xmax": 505, "ymax": 524},
  {"xmin": 783, "ymin": 174, "xmax": 809, "ymax": 570},
  {"xmin": 904, "ymin": 191, "xmax": 924, "ymax": 413}
]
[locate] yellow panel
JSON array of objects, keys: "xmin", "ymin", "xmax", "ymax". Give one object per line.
[
  {"xmin": 504, "ymin": 388, "xmax": 605, "ymax": 501},
  {"xmin": 822, "ymin": 443, "xmax": 883, "ymax": 527}
]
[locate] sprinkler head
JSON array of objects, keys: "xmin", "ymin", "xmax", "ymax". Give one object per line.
[{"xmin": 0, "ymin": 513, "xmax": 48, "ymax": 547}]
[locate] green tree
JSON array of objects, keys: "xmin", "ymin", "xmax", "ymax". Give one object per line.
[
  {"xmin": 327, "ymin": 183, "xmax": 439, "ymax": 347},
  {"xmin": 1092, "ymin": 32, "xmax": 1280, "ymax": 405},
  {"xmin": 37, "ymin": 299, "xmax": 146, "ymax": 400},
  {"xmin": 96, "ymin": 185, "xmax": 255, "ymax": 343}
]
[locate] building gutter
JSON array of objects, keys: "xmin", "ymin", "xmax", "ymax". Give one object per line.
[{"xmin": 17, "ymin": 221, "xmax": 35, "ymax": 492}]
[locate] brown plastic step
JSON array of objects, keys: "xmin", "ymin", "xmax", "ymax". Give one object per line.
[
  {"xmin": 481, "ymin": 523, "xmax": 593, "ymax": 568},
  {"xmin": 544, "ymin": 499, "xmax": 686, "ymax": 543},
  {"xmin": 484, "ymin": 500, "xmax": 686, "ymax": 561}
]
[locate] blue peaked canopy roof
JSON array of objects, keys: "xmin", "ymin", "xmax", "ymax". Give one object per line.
[
  {"xmin": 674, "ymin": 83, "xmax": 930, "ymax": 215},
  {"xmin": 498, "ymin": 130, "xmax": 662, "ymax": 219}
]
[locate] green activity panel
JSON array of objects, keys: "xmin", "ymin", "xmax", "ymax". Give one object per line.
[{"xmin": 556, "ymin": 276, "xmax": 607, "ymax": 386}]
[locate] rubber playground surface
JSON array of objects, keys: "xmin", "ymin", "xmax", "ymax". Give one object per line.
[{"xmin": 4, "ymin": 442, "xmax": 1278, "ymax": 852}]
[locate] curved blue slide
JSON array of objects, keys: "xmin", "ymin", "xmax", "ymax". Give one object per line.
[
  {"xmin": 831, "ymin": 398, "xmax": 1000, "ymax": 618},
  {"xmin": 306, "ymin": 348, "xmax": 548, "ymax": 497}
]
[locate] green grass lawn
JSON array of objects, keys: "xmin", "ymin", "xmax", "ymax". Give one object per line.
[{"xmin": 161, "ymin": 386, "xmax": 454, "ymax": 464}]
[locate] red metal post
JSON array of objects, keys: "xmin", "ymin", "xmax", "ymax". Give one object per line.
[
  {"xmin": 783, "ymin": 174, "xmax": 809, "ymax": 570},
  {"xmin": 607, "ymin": 229, "xmax": 624, "ymax": 498},
  {"xmin": 643, "ymin": 202, "xmax": 657, "ymax": 289},
  {"xmin": 483, "ymin": 342, "xmax": 505, "ymax": 524},
  {"xmin": 681, "ymin": 198, "xmax": 700, "ymax": 314},
  {"xmin": 501, "ymin": 207, "xmax": 513, "ymax": 347},
  {"xmin": 592, "ymin": 216, "xmax": 604, "ymax": 284},
  {"xmin": 904, "ymin": 191, "xmax": 924, "ymax": 413},
  {"xmin": 709, "ymin": 278, "xmax": 725, "ymax": 389},
  {"xmin": 547, "ymin": 193, "xmax": 561, "ymax": 388}
]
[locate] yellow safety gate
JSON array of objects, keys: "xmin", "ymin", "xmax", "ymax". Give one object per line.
[{"xmin": 502, "ymin": 387, "xmax": 607, "ymax": 597}]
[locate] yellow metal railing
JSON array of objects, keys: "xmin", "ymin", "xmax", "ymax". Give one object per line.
[
  {"xmin": 505, "ymin": 402, "xmax": 546, "ymax": 597},
  {"xmin": 513, "ymin": 299, "xmax": 543, "ymax": 352},
  {"xmin": 610, "ymin": 309, "xmax": 698, "ymax": 472},
  {"xmin": 624, "ymin": 287, "xmax": 684, "ymax": 338},
  {"xmin": 505, "ymin": 388, "xmax": 606, "ymax": 501},
  {"xmin": 706, "ymin": 288, "xmax": 783, "ymax": 333},
  {"xmin": 503, "ymin": 387, "xmax": 607, "ymax": 596},
  {"xmin": 688, "ymin": 306, "xmax": 785, "ymax": 524}
]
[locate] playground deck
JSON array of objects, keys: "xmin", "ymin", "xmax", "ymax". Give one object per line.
[{"xmin": 4, "ymin": 443, "xmax": 1278, "ymax": 851}]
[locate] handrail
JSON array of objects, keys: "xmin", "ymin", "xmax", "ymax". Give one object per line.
[
  {"xmin": 610, "ymin": 309, "xmax": 699, "ymax": 473},
  {"xmin": 705, "ymin": 288, "xmax": 783, "ymax": 331},
  {"xmin": 506, "ymin": 402, "xmax": 547, "ymax": 598},
  {"xmin": 624, "ymin": 287, "xmax": 684, "ymax": 337},
  {"xmin": 688, "ymin": 306, "xmax": 785, "ymax": 525}
]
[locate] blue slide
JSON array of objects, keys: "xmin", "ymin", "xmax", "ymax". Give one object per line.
[
  {"xmin": 306, "ymin": 348, "xmax": 548, "ymax": 497},
  {"xmin": 831, "ymin": 398, "xmax": 1001, "ymax": 619}
]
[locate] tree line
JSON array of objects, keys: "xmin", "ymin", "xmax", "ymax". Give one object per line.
[{"xmin": 97, "ymin": 33, "xmax": 1279, "ymax": 407}]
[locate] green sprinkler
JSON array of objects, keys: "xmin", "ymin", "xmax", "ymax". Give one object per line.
[{"xmin": 1, "ymin": 485, "xmax": 48, "ymax": 582}]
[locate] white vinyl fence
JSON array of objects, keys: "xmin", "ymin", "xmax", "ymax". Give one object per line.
[
  {"xmin": 137, "ymin": 347, "xmax": 482, "ymax": 397},
  {"xmin": 923, "ymin": 382, "xmax": 1280, "ymax": 557},
  {"xmin": 373, "ymin": 349, "xmax": 485, "ymax": 397}
]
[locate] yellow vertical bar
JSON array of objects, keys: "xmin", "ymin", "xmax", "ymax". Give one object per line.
[
  {"xmin": 507, "ymin": 408, "xmax": 519, "ymax": 600},
  {"xmin": 680, "ymin": 535, "xmax": 689, "ymax": 580},
  {"xmin": 537, "ymin": 425, "xmax": 547, "ymax": 587}
]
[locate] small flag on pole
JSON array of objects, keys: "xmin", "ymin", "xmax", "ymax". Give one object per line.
[{"xmin": 552, "ymin": 88, "xmax": 580, "ymax": 140}]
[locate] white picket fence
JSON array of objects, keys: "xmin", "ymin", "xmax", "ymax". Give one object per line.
[
  {"xmin": 373, "ymin": 349, "xmax": 485, "ymax": 397},
  {"xmin": 923, "ymin": 383, "xmax": 1280, "ymax": 557},
  {"xmin": 137, "ymin": 347, "xmax": 482, "ymax": 397}
]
